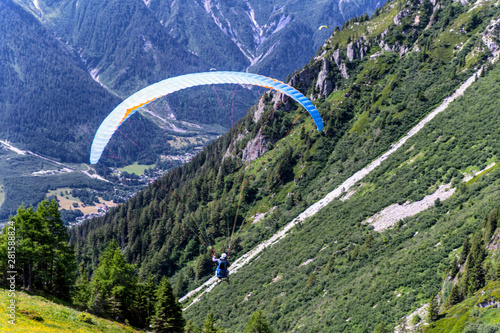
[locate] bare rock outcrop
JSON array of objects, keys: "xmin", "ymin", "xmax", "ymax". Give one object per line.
[
  {"xmin": 332, "ymin": 49, "xmax": 349, "ymax": 79},
  {"xmin": 315, "ymin": 59, "xmax": 334, "ymax": 97},
  {"xmin": 253, "ymin": 97, "xmax": 267, "ymax": 123},
  {"xmin": 393, "ymin": 9, "xmax": 410, "ymax": 26},
  {"xmin": 482, "ymin": 17, "xmax": 500, "ymax": 60},
  {"xmin": 289, "ymin": 66, "xmax": 320, "ymax": 93},
  {"xmin": 241, "ymin": 130, "xmax": 267, "ymax": 163},
  {"xmin": 346, "ymin": 37, "xmax": 369, "ymax": 61}
]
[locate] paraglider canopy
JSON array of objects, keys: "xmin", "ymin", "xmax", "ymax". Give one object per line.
[
  {"xmin": 90, "ymin": 71, "xmax": 323, "ymax": 164},
  {"xmin": 318, "ymin": 25, "xmax": 328, "ymax": 30}
]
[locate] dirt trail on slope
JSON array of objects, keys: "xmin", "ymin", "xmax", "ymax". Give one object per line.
[{"xmin": 180, "ymin": 70, "xmax": 481, "ymax": 309}]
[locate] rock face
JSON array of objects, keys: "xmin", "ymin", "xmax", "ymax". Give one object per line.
[
  {"xmin": 482, "ymin": 17, "xmax": 500, "ymax": 60},
  {"xmin": 241, "ymin": 130, "xmax": 267, "ymax": 163},
  {"xmin": 346, "ymin": 38, "xmax": 369, "ymax": 61},
  {"xmin": 315, "ymin": 59, "xmax": 334, "ymax": 97},
  {"xmin": 332, "ymin": 49, "xmax": 349, "ymax": 79},
  {"xmin": 253, "ymin": 98, "xmax": 267, "ymax": 124},
  {"xmin": 289, "ymin": 66, "xmax": 320, "ymax": 93},
  {"xmin": 393, "ymin": 9, "xmax": 410, "ymax": 26},
  {"xmin": 378, "ymin": 39, "xmax": 410, "ymax": 56},
  {"xmin": 477, "ymin": 300, "xmax": 500, "ymax": 308}
]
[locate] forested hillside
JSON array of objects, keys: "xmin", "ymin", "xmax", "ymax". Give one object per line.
[
  {"xmin": 0, "ymin": 0, "xmax": 117, "ymax": 162},
  {"xmin": 18, "ymin": 0, "xmax": 205, "ymax": 97},
  {"xmin": 68, "ymin": 0, "xmax": 500, "ymax": 330},
  {"xmin": 0, "ymin": 0, "xmax": 167, "ymax": 163}
]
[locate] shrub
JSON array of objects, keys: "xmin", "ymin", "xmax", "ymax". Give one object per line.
[
  {"xmin": 20, "ymin": 309, "xmax": 43, "ymax": 321},
  {"xmin": 77, "ymin": 312, "xmax": 94, "ymax": 324}
]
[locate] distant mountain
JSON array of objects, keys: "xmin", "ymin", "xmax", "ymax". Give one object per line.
[
  {"xmin": 13, "ymin": 0, "xmax": 384, "ymax": 120},
  {"xmin": 14, "ymin": 0, "xmax": 205, "ymax": 97},
  {"xmin": 0, "ymin": 0, "xmax": 171, "ymax": 221},
  {"xmin": 16, "ymin": 0, "xmax": 384, "ymax": 82},
  {"xmin": 143, "ymin": 0, "xmax": 382, "ymax": 79},
  {"xmin": 0, "ymin": 0, "xmax": 121, "ymax": 162}
]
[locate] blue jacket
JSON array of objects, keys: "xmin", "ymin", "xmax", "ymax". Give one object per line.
[{"xmin": 213, "ymin": 256, "xmax": 230, "ymax": 278}]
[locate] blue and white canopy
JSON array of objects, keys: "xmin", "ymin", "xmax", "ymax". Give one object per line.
[{"xmin": 90, "ymin": 71, "xmax": 323, "ymax": 164}]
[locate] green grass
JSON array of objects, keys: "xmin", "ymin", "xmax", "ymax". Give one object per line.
[
  {"xmin": 466, "ymin": 163, "xmax": 499, "ymax": 185},
  {"xmin": 323, "ymin": 0, "xmax": 399, "ymax": 52},
  {"xmin": 118, "ymin": 162, "xmax": 154, "ymax": 175},
  {"xmin": 0, "ymin": 289, "xmax": 140, "ymax": 333},
  {"xmin": 350, "ymin": 109, "xmax": 370, "ymax": 134},
  {"xmin": 424, "ymin": 282, "xmax": 500, "ymax": 332}
]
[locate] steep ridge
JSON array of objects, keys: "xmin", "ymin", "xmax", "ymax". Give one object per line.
[
  {"xmin": 0, "ymin": 0, "xmax": 123, "ymax": 162},
  {"xmin": 146, "ymin": 0, "xmax": 382, "ymax": 79},
  {"xmin": 180, "ymin": 67, "xmax": 482, "ymax": 308}
]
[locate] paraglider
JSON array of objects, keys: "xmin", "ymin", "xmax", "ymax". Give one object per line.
[
  {"xmin": 319, "ymin": 25, "xmax": 328, "ymax": 30},
  {"xmin": 212, "ymin": 251, "xmax": 230, "ymax": 283},
  {"xmin": 90, "ymin": 71, "xmax": 324, "ymax": 164}
]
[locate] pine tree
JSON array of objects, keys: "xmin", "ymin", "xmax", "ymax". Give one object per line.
[
  {"xmin": 2, "ymin": 200, "xmax": 76, "ymax": 299},
  {"xmin": 244, "ymin": 310, "xmax": 273, "ymax": 333},
  {"xmin": 307, "ymin": 273, "xmax": 316, "ymax": 287},
  {"xmin": 151, "ymin": 276, "xmax": 185, "ymax": 333},
  {"xmin": 202, "ymin": 311, "xmax": 224, "ymax": 333},
  {"xmin": 458, "ymin": 236, "xmax": 470, "ymax": 266},
  {"xmin": 87, "ymin": 239, "xmax": 137, "ymax": 320},
  {"xmin": 15, "ymin": 205, "xmax": 44, "ymax": 290},
  {"xmin": 173, "ymin": 272, "xmax": 187, "ymax": 297},
  {"xmin": 495, "ymin": 258, "xmax": 500, "ymax": 280},
  {"xmin": 37, "ymin": 199, "xmax": 76, "ymax": 299},
  {"xmin": 450, "ymin": 258, "xmax": 459, "ymax": 278},
  {"xmin": 427, "ymin": 295, "xmax": 439, "ymax": 322},
  {"xmin": 465, "ymin": 232, "xmax": 486, "ymax": 295},
  {"xmin": 132, "ymin": 274, "xmax": 156, "ymax": 329},
  {"xmin": 185, "ymin": 320, "xmax": 201, "ymax": 333},
  {"xmin": 73, "ymin": 263, "xmax": 91, "ymax": 310},
  {"xmin": 483, "ymin": 209, "xmax": 498, "ymax": 242},
  {"xmin": 196, "ymin": 252, "xmax": 213, "ymax": 280},
  {"xmin": 444, "ymin": 284, "xmax": 463, "ymax": 309},
  {"xmin": 374, "ymin": 322, "xmax": 389, "ymax": 333}
]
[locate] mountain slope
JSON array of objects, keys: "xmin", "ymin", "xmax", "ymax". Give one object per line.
[
  {"xmin": 0, "ymin": 0, "xmax": 173, "ymax": 220},
  {"xmin": 424, "ymin": 282, "xmax": 500, "ymax": 332},
  {"xmin": 12, "ymin": 0, "xmax": 386, "ymax": 129},
  {"xmin": 0, "ymin": 0, "xmax": 122, "ymax": 162},
  {"xmin": 149, "ymin": 0, "xmax": 383, "ymax": 79},
  {"xmin": 17, "ymin": 0, "xmax": 205, "ymax": 97},
  {"xmin": 179, "ymin": 67, "xmax": 482, "ymax": 308},
  {"xmin": 69, "ymin": 0, "xmax": 500, "ymax": 330},
  {"xmin": 0, "ymin": 288, "xmax": 141, "ymax": 332},
  {"xmin": 184, "ymin": 54, "xmax": 500, "ymax": 332},
  {"xmin": 1, "ymin": 0, "xmax": 382, "ymax": 224}
]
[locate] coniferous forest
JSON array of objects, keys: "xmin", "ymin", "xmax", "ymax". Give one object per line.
[{"xmin": 2, "ymin": 0, "xmax": 500, "ymax": 331}]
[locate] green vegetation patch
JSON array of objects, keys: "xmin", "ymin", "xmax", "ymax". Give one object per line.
[
  {"xmin": 466, "ymin": 163, "xmax": 499, "ymax": 185},
  {"xmin": 425, "ymin": 282, "xmax": 500, "ymax": 332},
  {"xmin": 350, "ymin": 109, "xmax": 370, "ymax": 134},
  {"xmin": 0, "ymin": 289, "xmax": 140, "ymax": 332},
  {"xmin": 118, "ymin": 162, "xmax": 154, "ymax": 176}
]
